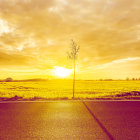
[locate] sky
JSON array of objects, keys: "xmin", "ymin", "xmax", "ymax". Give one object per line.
[{"xmin": 0, "ymin": 0, "xmax": 140, "ymax": 80}]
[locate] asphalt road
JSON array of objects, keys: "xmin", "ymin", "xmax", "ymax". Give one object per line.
[{"xmin": 0, "ymin": 101, "xmax": 140, "ymax": 140}]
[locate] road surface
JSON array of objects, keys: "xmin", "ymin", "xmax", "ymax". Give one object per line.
[{"xmin": 0, "ymin": 101, "xmax": 140, "ymax": 140}]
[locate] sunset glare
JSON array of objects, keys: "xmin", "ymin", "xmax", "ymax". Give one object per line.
[{"xmin": 54, "ymin": 67, "xmax": 71, "ymax": 78}]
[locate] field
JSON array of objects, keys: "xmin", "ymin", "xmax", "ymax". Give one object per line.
[{"xmin": 0, "ymin": 80, "xmax": 140, "ymax": 100}]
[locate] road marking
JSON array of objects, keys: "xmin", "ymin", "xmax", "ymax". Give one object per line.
[{"xmin": 82, "ymin": 101, "xmax": 114, "ymax": 140}]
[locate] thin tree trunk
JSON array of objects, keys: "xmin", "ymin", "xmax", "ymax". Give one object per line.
[{"xmin": 73, "ymin": 58, "xmax": 75, "ymax": 98}]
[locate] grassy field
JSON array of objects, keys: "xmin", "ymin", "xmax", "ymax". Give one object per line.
[{"xmin": 0, "ymin": 80, "xmax": 140, "ymax": 100}]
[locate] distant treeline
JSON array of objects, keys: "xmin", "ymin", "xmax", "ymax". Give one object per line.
[
  {"xmin": 125, "ymin": 77, "xmax": 140, "ymax": 81},
  {"xmin": 0, "ymin": 77, "xmax": 140, "ymax": 82},
  {"xmin": 99, "ymin": 78, "xmax": 140, "ymax": 81},
  {"xmin": 0, "ymin": 78, "xmax": 48, "ymax": 82}
]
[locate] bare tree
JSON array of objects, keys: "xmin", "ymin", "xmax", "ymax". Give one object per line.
[{"xmin": 68, "ymin": 40, "xmax": 80, "ymax": 98}]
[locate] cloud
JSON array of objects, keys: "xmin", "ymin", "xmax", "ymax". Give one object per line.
[
  {"xmin": 0, "ymin": 19, "xmax": 14, "ymax": 36},
  {"xmin": 0, "ymin": 0, "xmax": 140, "ymax": 79},
  {"xmin": 0, "ymin": 51, "xmax": 33, "ymax": 66},
  {"xmin": 95, "ymin": 57, "xmax": 140, "ymax": 69}
]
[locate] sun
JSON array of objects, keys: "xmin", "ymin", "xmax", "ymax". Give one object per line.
[{"xmin": 54, "ymin": 66, "xmax": 71, "ymax": 78}]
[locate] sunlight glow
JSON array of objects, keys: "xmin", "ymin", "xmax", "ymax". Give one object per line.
[
  {"xmin": 0, "ymin": 19, "xmax": 14, "ymax": 36},
  {"xmin": 54, "ymin": 66, "xmax": 71, "ymax": 78}
]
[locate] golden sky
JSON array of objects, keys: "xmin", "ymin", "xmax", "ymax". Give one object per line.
[{"xmin": 0, "ymin": 0, "xmax": 140, "ymax": 79}]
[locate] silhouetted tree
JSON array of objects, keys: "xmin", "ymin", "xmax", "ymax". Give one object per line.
[
  {"xmin": 5, "ymin": 77, "xmax": 13, "ymax": 82},
  {"xmin": 126, "ymin": 77, "xmax": 129, "ymax": 81},
  {"xmin": 132, "ymin": 78, "xmax": 135, "ymax": 81},
  {"xmin": 68, "ymin": 40, "xmax": 80, "ymax": 98}
]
